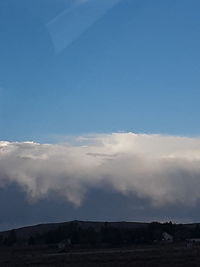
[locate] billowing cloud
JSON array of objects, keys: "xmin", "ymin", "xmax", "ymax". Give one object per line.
[{"xmin": 1, "ymin": 133, "xmax": 200, "ymax": 207}]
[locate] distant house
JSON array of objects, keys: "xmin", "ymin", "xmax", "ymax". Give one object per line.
[
  {"xmin": 186, "ymin": 238, "xmax": 200, "ymax": 248},
  {"xmin": 162, "ymin": 232, "xmax": 173, "ymax": 243},
  {"xmin": 57, "ymin": 238, "xmax": 71, "ymax": 251}
]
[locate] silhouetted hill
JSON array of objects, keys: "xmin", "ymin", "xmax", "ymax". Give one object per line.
[
  {"xmin": 1, "ymin": 221, "xmax": 200, "ymax": 247},
  {"xmin": 0, "ymin": 220, "xmax": 148, "ymax": 240}
]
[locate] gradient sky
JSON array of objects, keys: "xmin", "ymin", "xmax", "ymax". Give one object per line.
[
  {"xmin": 1, "ymin": 0, "xmax": 200, "ymax": 142},
  {"xmin": 1, "ymin": 0, "xmax": 200, "ymax": 229}
]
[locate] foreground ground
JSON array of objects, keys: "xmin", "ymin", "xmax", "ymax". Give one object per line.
[{"xmin": 0, "ymin": 244, "xmax": 200, "ymax": 267}]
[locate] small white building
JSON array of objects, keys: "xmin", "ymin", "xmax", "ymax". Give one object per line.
[
  {"xmin": 162, "ymin": 232, "xmax": 173, "ymax": 243},
  {"xmin": 57, "ymin": 238, "xmax": 71, "ymax": 251},
  {"xmin": 186, "ymin": 238, "xmax": 200, "ymax": 248}
]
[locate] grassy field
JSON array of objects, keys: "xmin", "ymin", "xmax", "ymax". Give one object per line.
[{"xmin": 0, "ymin": 244, "xmax": 200, "ymax": 267}]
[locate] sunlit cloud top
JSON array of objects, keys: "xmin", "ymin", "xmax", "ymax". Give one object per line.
[{"xmin": 1, "ymin": 133, "xmax": 200, "ymax": 207}]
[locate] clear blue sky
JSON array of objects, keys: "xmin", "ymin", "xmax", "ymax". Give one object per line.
[{"xmin": 1, "ymin": 0, "xmax": 200, "ymax": 142}]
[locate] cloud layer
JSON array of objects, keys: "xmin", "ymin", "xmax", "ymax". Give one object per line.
[{"xmin": 1, "ymin": 133, "xmax": 200, "ymax": 207}]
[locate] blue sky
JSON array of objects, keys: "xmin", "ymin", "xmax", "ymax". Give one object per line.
[{"xmin": 1, "ymin": 0, "xmax": 200, "ymax": 142}]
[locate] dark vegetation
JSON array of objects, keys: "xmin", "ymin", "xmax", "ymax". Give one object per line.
[
  {"xmin": 0, "ymin": 221, "xmax": 200, "ymax": 248},
  {"xmin": 1, "ymin": 221, "xmax": 200, "ymax": 266}
]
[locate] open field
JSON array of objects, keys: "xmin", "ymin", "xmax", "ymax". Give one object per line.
[{"xmin": 1, "ymin": 245, "xmax": 200, "ymax": 267}]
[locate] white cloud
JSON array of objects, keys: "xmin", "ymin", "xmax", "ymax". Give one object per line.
[{"xmin": 1, "ymin": 133, "xmax": 200, "ymax": 207}]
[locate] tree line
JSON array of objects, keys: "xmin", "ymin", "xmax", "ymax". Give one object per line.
[{"xmin": 1, "ymin": 221, "xmax": 200, "ymax": 247}]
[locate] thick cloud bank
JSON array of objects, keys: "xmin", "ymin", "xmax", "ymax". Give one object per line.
[{"xmin": 1, "ymin": 133, "xmax": 200, "ymax": 207}]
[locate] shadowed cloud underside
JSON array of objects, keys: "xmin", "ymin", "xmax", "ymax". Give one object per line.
[{"xmin": 0, "ymin": 133, "xmax": 200, "ymax": 207}]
